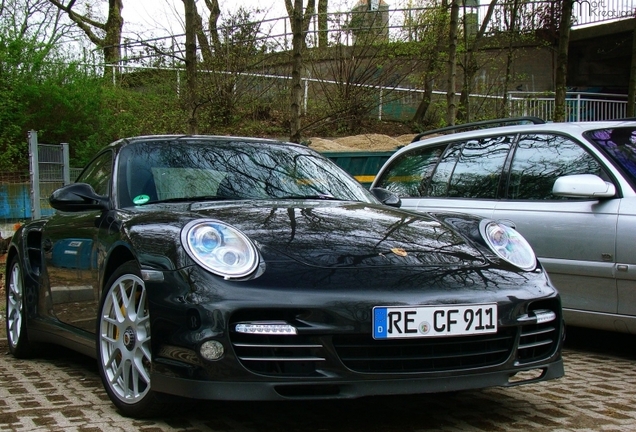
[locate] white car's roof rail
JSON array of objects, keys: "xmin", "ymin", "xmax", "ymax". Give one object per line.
[{"xmin": 411, "ymin": 116, "xmax": 546, "ymax": 143}]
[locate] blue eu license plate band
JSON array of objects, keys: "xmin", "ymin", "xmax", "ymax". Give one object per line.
[
  {"xmin": 374, "ymin": 307, "xmax": 388, "ymax": 339},
  {"xmin": 372, "ymin": 304, "xmax": 497, "ymax": 340}
]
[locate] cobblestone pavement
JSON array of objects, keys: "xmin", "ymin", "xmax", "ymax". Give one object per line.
[{"xmin": 0, "ymin": 327, "xmax": 635, "ymax": 432}]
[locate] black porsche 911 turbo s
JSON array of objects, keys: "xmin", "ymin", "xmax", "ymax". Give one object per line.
[{"xmin": 5, "ymin": 135, "xmax": 564, "ymax": 418}]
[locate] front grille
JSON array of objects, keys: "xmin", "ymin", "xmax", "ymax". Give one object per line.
[
  {"xmin": 231, "ymin": 332, "xmax": 327, "ymax": 377},
  {"xmin": 517, "ymin": 320, "xmax": 559, "ymax": 364},
  {"xmin": 333, "ymin": 328, "xmax": 516, "ymax": 373}
]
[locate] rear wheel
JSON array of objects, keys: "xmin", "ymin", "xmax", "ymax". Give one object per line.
[
  {"xmin": 97, "ymin": 261, "xmax": 175, "ymax": 418},
  {"xmin": 6, "ymin": 256, "xmax": 35, "ymax": 358}
]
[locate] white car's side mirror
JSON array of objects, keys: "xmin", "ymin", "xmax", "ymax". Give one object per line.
[{"xmin": 552, "ymin": 174, "xmax": 616, "ymax": 198}]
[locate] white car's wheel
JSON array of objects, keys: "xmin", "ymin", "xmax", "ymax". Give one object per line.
[
  {"xmin": 6, "ymin": 256, "xmax": 35, "ymax": 358},
  {"xmin": 97, "ymin": 261, "xmax": 174, "ymax": 418}
]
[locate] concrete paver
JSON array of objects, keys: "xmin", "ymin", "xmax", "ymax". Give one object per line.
[{"xmin": 0, "ymin": 327, "xmax": 634, "ymax": 431}]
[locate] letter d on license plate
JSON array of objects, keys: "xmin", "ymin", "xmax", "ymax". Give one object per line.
[{"xmin": 373, "ymin": 304, "xmax": 497, "ymax": 339}]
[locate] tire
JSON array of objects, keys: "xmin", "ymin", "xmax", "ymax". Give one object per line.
[
  {"xmin": 6, "ymin": 256, "xmax": 35, "ymax": 358},
  {"xmin": 97, "ymin": 261, "xmax": 176, "ymax": 418}
]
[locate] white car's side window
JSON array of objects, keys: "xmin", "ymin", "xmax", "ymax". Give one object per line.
[
  {"xmin": 435, "ymin": 135, "xmax": 513, "ymax": 199},
  {"xmin": 508, "ymin": 134, "xmax": 606, "ymax": 200},
  {"xmin": 376, "ymin": 135, "xmax": 514, "ymax": 199},
  {"xmin": 374, "ymin": 146, "xmax": 444, "ymax": 197}
]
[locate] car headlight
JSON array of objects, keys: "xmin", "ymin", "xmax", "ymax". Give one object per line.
[
  {"xmin": 480, "ymin": 220, "xmax": 536, "ymax": 271},
  {"xmin": 181, "ymin": 220, "xmax": 258, "ymax": 279}
]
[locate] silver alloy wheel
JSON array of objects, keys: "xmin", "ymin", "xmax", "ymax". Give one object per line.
[
  {"xmin": 98, "ymin": 273, "xmax": 151, "ymax": 405},
  {"xmin": 7, "ymin": 260, "xmax": 24, "ymax": 348}
]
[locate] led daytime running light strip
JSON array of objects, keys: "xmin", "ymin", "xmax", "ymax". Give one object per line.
[{"xmin": 235, "ymin": 323, "xmax": 298, "ymax": 335}]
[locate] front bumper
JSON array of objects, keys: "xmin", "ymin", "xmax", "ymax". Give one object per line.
[
  {"xmin": 152, "ymin": 359, "xmax": 564, "ymax": 400},
  {"xmin": 145, "ymin": 263, "xmax": 565, "ymax": 400}
]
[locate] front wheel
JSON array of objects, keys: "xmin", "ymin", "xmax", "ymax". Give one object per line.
[
  {"xmin": 97, "ymin": 261, "xmax": 175, "ymax": 418},
  {"xmin": 6, "ymin": 256, "xmax": 35, "ymax": 358}
]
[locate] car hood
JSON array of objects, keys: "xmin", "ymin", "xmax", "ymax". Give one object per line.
[{"xmin": 176, "ymin": 200, "xmax": 486, "ymax": 269}]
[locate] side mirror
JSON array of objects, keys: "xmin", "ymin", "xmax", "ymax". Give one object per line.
[
  {"xmin": 49, "ymin": 183, "xmax": 110, "ymax": 212},
  {"xmin": 370, "ymin": 187, "xmax": 401, "ymax": 207},
  {"xmin": 552, "ymin": 174, "xmax": 616, "ymax": 198}
]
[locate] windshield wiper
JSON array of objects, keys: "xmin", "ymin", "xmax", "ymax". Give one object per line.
[
  {"xmin": 278, "ymin": 193, "xmax": 339, "ymax": 200},
  {"xmin": 152, "ymin": 195, "xmax": 232, "ymax": 204}
]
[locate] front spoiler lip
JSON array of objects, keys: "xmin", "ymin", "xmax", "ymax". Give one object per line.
[{"xmin": 151, "ymin": 359, "xmax": 564, "ymax": 400}]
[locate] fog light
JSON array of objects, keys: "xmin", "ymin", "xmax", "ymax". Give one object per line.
[
  {"xmin": 200, "ymin": 340, "xmax": 224, "ymax": 361},
  {"xmin": 235, "ymin": 322, "xmax": 298, "ymax": 335}
]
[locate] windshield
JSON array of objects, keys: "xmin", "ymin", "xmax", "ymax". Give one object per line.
[
  {"xmin": 585, "ymin": 127, "xmax": 636, "ymax": 186},
  {"xmin": 116, "ymin": 139, "xmax": 375, "ymax": 207}
]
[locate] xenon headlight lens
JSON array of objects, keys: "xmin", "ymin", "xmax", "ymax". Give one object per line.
[
  {"xmin": 480, "ymin": 221, "xmax": 536, "ymax": 271},
  {"xmin": 182, "ymin": 220, "xmax": 258, "ymax": 278}
]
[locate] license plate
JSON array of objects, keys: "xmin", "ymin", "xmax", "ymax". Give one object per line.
[{"xmin": 373, "ymin": 304, "xmax": 497, "ymax": 339}]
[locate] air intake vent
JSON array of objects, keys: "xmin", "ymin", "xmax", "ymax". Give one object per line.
[
  {"xmin": 517, "ymin": 318, "xmax": 559, "ymax": 364},
  {"xmin": 231, "ymin": 332, "xmax": 327, "ymax": 377},
  {"xmin": 333, "ymin": 328, "xmax": 516, "ymax": 373}
]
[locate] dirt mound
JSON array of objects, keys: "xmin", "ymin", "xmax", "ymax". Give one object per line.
[
  {"xmin": 307, "ymin": 137, "xmax": 352, "ymax": 151},
  {"xmin": 309, "ymin": 133, "xmax": 417, "ymax": 152}
]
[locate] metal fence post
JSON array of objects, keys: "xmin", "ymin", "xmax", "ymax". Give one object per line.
[
  {"xmin": 303, "ymin": 78, "xmax": 309, "ymax": 115},
  {"xmin": 28, "ymin": 130, "xmax": 41, "ymax": 220},
  {"xmin": 61, "ymin": 143, "xmax": 70, "ymax": 185}
]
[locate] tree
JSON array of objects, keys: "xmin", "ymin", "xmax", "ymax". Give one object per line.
[
  {"xmin": 409, "ymin": 0, "xmax": 450, "ymax": 128},
  {"xmin": 457, "ymin": 0, "xmax": 498, "ymax": 122},
  {"xmin": 1, "ymin": 0, "xmax": 75, "ymax": 48},
  {"xmin": 183, "ymin": 0, "xmax": 197, "ymax": 134},
  {"xmin": 628, "ymin": 15, "xmax": 636, "ymax": 117},
  {"xmin": 446, "ymin": 0, "xmax": 460, "ymax": 125},
  {"xmin": 0, "ymin": 0, "xmax": 103, "ymax": 170},
  {"xmin": 285, "ymin": 0, "xmax": 316, "ymax": 143},
  {"xmin": 194, "ymin": 6, "xmax": 276, "ymax": 128},
  {"xmin": 317, "ymin": 0, "xmax": 328, "ymax": 48},
  {"xmin": 554, "ymin": 0, "xmax": 573, "ymax": 122},
  {"xmin": 48, "ymin": 0, "xmax": 124, "ymax": 81}
]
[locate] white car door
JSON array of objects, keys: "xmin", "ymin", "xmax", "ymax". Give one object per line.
[
  {"xmin": 616, "ymin": 198, "xmax": 636, "ymax": 318},
  {"xmin": 492, "ymin": 133, "xmax": 618, "ymax": 316}
]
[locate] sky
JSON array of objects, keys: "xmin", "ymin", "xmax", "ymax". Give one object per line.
[{"xmin": 120, "ymin": 0, "xmax": 364, "ymax": 38}]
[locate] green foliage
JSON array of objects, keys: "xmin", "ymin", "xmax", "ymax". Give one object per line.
[{"xmin": 0, "ymin": 33, "xmax": 190, "ymax": 170}]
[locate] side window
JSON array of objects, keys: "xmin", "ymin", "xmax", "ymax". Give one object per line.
[
  {"xmin": 76, "ymin": 151, "xmax": 113, "ymax": 196},
  {"xmin": 429, "ymin": 135, "xmax": 513, "ymax": 199},
  {"xmin": 374, "ymin": 145, "xmax": 445, "ymax": 197},
  {"xmin": 508, "ymin": 134, "xmax": 606, "ymax": 200}
]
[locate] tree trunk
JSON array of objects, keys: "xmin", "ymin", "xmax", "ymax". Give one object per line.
[
  {"xmin": 458, "ymin": 0, "xmax": 498, "ymax": 122},
  {"xmin": 290, "ymin": 0, "xmax": 304, "ymax": 143},
  {"xmin": 103, "ymin": 0, "xmax": 123, "ymax": 81},
  {"xmin": 554, "ymin": 0, "xmax": 573, "ymax": 122},
  {"xmin": 205, "ymin": 0, "xmax": 222, "ymax": 51},
  {"xmin": 318, "ymin": 0, "xmax": 328, "ymax": 48},
  {"xmin": 501, "ymin": 0, "xmax": 520, "ymax": 117},
  {"xmin": 446, "ymin": 0, "xmax": 460, "ymax": 126},
  {"xmin": 48, "ymin": 0, "xmax": 123, "ymax": 81},
  {"xmin": 412, "ymin": 78, "xmax": 435, "ymax": 126},
  {"xmin": 412, "ymin": 0, "xmax": 448, "ymax": 126},
  {"xmin": 184, "ymin": 0, "xmax": 198, "ymax": 134},
  {"xmin": 628, "ymin": 16, "xmax": 636, "ymax": 117},
  {"xmin": 194, "ymin": 11, "xmax": 214, "ymax": 64},
  {"xmin": 285, "ymin": 0, "xmax": 315, "ymax": 142}
]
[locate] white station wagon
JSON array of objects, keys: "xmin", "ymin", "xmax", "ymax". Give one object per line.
[{"xmin": 372, "ymin": 119, "xmax": 636, "ymax": 333}]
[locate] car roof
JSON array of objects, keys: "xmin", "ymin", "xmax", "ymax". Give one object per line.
[
  {"xmin": 105, "ymin": 135, "xmax": 303, "ymax": 151},
  {"xmin": 403, "ymin": 120, "xmax": 636, "ymax": 152}
]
